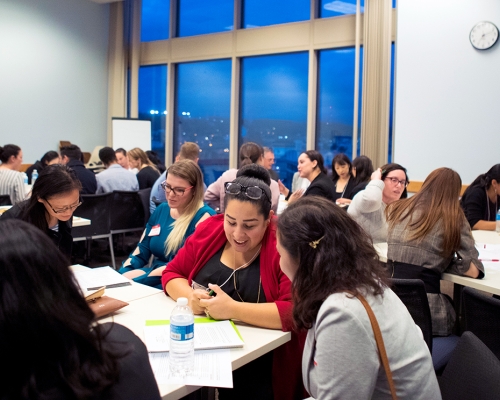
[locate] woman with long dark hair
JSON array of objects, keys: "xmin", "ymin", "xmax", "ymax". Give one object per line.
[
  {"xmin": 460, "ymin": 164, "xmax": 500, "ymax": 230},
  {"xmin": 277, "ymin": 196, "xmax": 439, "ymax": 399},
  {"xmin": 0, "ymin": 219, "xmax": 160, "ymax": 399},
  {"xmin": 351, "ymin": 155, "xmax": 374, "ymax": 198},
  {"xmin": 330, "ymin": 153, "xmax": 357, "ymax": 206},
  {"xmin": 165, "ymin": 164, "xmax": 304, "ymax": 400},
  {"xmin": 387, "ymin": 168, "xmax": 484, "ymax": 336},
  {"xmin": 1, "ymin": 164, "xmax": 82, "ymax": 259},
  {"xmin": 281, "ymin": 150, "xmax": 337, "ymax": 204},
  {"xmin": 348, "ymin": 163, "xmax": 409, "ymax": 243}
]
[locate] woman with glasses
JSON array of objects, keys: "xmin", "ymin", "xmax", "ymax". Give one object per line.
[
  {"xmin": 1, "ymin": 164, "xmax": 82, "ymax": 259},
  {"xmin": 386, "ymin": 168, "xmax": 484, "ymax": 336},
  {"xmin": 348, "ymin": 163, "xmax": 409, "ymax": 243},
  {"xmin": 163, "ymin": 164, "xmax": 304, "ymax": 400},
  {"xmin": 119, "ymin": 160, "xmax": 215, "ymax": 288}
]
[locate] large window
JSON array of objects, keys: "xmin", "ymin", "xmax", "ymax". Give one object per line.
[
  {"xmin": 139, "ymin": 65, "xmax": 167, "ymax": 161},
  {"xmin": 243, "ymin": 0, "xmax": 310, "ymax": 28},
  {"xmin": 319, "ymin": 0, "xmax": 364, "ymax": 19},
  {"xmin": 177, "ymin": 0, "xmax": 233, "ymax": 37},
  {"xmin": 240, "ymin": 53, "xmax": 308, "ymax": 189},
  {"xmin": 141, "ymin": 0, "xmax": 170, "ymax": 41},
  {"xmin": 174, "ymin": 60, "xmax": 231, "ymax": 185},
  {"xmin": 316, "ymin": 48, "xmax": 359, "ymax": 170}
]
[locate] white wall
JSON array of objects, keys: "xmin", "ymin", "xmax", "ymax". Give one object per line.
[
  {"xmin": 0, "ymin": 0, "xmax": 110, "ymax": 163},
  {"xmin": 394, "ymin": 0, "xmax": 500, "ymax": 183}
]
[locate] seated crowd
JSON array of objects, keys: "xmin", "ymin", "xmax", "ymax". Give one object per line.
[{"xmin": 0, "ymin": 139, "xmax": 495, "ymax": 399}]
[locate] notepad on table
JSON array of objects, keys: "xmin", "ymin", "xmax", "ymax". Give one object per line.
[
  {"xmin": 144, "ymin": 318, "xmax": 244, "ymax": 352},
  {"xmin": 72, "ymin": 265, "xmax": 132, "ymax": 291},
  {"xmin": 476, "ymin": 243, "xmax": 500, "ymax": 262}
]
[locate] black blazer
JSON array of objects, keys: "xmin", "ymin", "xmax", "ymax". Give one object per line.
[{"xmin": 304, "ymin": 172, "xmax": 338, "ymax": 204}]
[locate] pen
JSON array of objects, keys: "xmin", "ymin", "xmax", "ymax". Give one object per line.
[{"xmin": 479, "ymin": 259, "xmax": 499, "ymax": 262}]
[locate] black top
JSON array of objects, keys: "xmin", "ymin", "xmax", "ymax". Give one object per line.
[
  {"xmin": 67, "ymin": 159, "xmax": 97, "ymax": 194},
  {"xmin": 1, "ymin": 201, "xmax": 73, "ymax": 259},
  {"xmin": 331, "ymin": 176, "xmax": 358, "ymax": 202},
  {"xmin": 6, "ymin": 323, "xmax": 161, "ymax": 400},
  {"xmin": 137, "ymin": 166, "xmax": 161, "ymax": 190},
  {"xmin": 460, "ymin": 185, "xmax": 500, "ymax": 228},
  {"xmin": 25, "ymin": 160, "xmax": 44, "ymax": 184},
  {"xmin": 304, "ymin": 172, "xmax": 337, "ymax": 204},
  {"xmin": 194, "ymin": 245, "xmax": 266, "ymax": 304}
]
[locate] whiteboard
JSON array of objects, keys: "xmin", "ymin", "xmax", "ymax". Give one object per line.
[{"xmin": 112, "ymin": 118, "xmax": 151, "ymax": 151}]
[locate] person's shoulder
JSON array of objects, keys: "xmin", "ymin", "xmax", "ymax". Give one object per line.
[{"xmin": 199, "ymin": 204, "xmax": 216, "ymax": 216}]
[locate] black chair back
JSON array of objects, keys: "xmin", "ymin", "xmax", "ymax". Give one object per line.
[
  {"xmin": 72, "ymin": 192, "xmax": 112, "ymax": 238},
  {"xmin": 462, "ymin": 286, "xmax": 500, "ymax": 359},
  {"xmin": 439, "ymin": 331, "xmax": 500, "ymax": 400},
  {"xmin": 0, "ymin": 194, "xmax": 12, "ymax": 206},
  {"xmin": 110, "ymin": 190, "xmax": 146, "ymax": 233},
  {"xmin": 72, "ymin": 192, "xmax": 115, "ymax": 269},
  {"xmin": 390, "ymin": 278, "xmax": 433, "ymax": 352},
  {"xmin": 137, "ymin": 187, "xmax": 152, "ymax": 222}
]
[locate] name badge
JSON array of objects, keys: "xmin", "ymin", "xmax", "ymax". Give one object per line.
[{"xmin": 149, "ymin": 224, "xmax": 161, "ymax": 236}]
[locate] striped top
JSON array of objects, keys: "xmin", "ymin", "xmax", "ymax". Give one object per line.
[{"xmin": 0, "ymin": 169, "xmax": 26, "ymax": 204}]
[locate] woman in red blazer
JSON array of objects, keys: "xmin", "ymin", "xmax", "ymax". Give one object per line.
[{"xmin": 162, "ymin": 164, "xmax": 305, "ymax": 400}]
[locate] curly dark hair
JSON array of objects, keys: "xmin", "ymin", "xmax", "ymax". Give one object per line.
[{"xmin": 277, "ymin": 196, "xmax": 389, "ymax": 330}]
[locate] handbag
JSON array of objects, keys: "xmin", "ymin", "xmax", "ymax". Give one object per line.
[
  {"xmin": 351, "ymin": 292, "xmax": 398, "ymax": 400},
  {"xmin": 85, "ymin": 287, "xmax": 129, "ymax": 318}
]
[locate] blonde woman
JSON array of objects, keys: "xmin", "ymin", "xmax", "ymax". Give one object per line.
[
  {"xmin": 127, "ymin": 147, "xmax": 160, "ymax": 189},
  {"xmin": 119, "ymin": 160, "xmax": 215, "ymax": 288}
]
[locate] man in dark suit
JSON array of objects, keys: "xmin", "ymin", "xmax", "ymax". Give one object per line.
[{"xmin": 60, "ymin": 145, "xmax": 97, "ymax": 194}]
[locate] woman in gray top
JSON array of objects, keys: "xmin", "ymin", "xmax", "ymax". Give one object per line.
[
  {"xmin": 277, "ymin": 196, "xmax": 440, "ymax": 400},
  {"xmin": 386, "ymin": 167, "xmax": 484, "ymax": 336},
  {"xmin": 348, "ymin": 163, "xmax": 408, "ymax": 243}
]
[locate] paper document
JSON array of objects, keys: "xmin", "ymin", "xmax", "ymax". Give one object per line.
[
  {"xmin": 149, "ymin": 349, "xmax": 233, "ymax": 387},
  {"xmin": 144, "ymin": 318, "xmax": 244, "ymax": 352},
  {"xmin": 475, "ymin": 243, "xmax": 500, "ymax": 261},
  {"xmin": 71, "ymin": 265, "xmax": 132, "ymax": 291}
]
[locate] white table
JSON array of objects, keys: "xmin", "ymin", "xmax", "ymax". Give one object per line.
[
  {"xmin": 70, "ymin": 264, "xmax": 162, "ymax": 303},
  {"xmin": 375, "ymin": 230, "xmax": 500, "ymax": 296},
  {"xmin": 101, "ymin": 292, "xmax": 291, "ymax": 400},
  {"xmin": 73, "ymin": 216, "xmax": 91, "ymax": 227},
  {"xmin": 441, "ymin": 230, "xmax": 500, "ymax": 296}
]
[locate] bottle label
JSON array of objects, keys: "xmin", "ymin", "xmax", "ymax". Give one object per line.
[{"xmin": 170, "ymin": 324, "xmax": 194, "ymax": 341}]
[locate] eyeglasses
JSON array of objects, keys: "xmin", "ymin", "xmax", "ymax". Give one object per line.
[
  {"xmin": 160, "ymin": 181, "xmax": 193, "ymax": 196},
  {"xmin": 384, "ymin": 177, "xmax": 408, "ymax": 187},
  {"xmin": 224, "ymin": 182, "xmax": 271, "ymax": 203},
  {"xmin": 45, "ymin": 198, "xmax": 82, "ymax": 214}
]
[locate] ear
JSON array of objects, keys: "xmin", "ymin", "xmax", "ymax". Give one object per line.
[
  {"xmin": 312, "ymin": 160, "xmax": 318, "ymax": 169},
  {"xmin": 267, "ymin": 210, "xmax": 275, "ymax": 224}
]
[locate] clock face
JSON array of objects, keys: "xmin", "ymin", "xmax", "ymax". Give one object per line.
[{"xmin": 470, "ymin": 21, "xmax": 499, "ymax": 50}]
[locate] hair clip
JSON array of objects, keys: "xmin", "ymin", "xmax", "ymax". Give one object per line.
[{"xmin": 309, "ymin": 236, "xmax": 324, "ymax": 249}]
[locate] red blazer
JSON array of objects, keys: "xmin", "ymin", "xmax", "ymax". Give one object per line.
[{"xmin": 162, "ymin": 214, "xmax": 306, "ymax": 399}]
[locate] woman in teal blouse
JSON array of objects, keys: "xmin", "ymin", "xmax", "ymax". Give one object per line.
[{"xmin": 119, "ymin": 160, "xmax": 215, "ymax": 288}]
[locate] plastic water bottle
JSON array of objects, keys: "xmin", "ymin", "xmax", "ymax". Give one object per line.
[
  {"xmin": 169, "ymin": 297, "xmax": 194, "ymax": 377},
  {"xmin": 496, "ymin": 209, "xmax": 500, "ymax": 235},
  {"xmin": 32, "ymin": 169, "xmax": 38, "ymax": 184},
  {"xmin": 22, "ymin": 172, "xmax": 28, "ymax": 185}
]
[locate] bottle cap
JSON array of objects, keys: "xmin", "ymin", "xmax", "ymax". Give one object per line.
[{"xmin": 177, "ymin": 297, "xmax": 188, "ymax": 306}]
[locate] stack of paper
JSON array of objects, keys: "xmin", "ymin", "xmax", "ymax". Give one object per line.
[{"xmin": 71, "ymin": 265, "xmax": 131, "ymax": 293}]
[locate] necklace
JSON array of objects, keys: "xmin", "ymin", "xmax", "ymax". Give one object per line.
[
  {"xmin": 335, "ymin": 176, "xmax": 350, "ymax": 198},
  {"xmin": 219, "ymin": 244, "xmax": 262, "ymax": 303}
]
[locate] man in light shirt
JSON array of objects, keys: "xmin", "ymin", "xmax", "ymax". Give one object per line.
[{"xmin": 96, "ymin": 147, "xmax": 139, "ymax": 193}]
